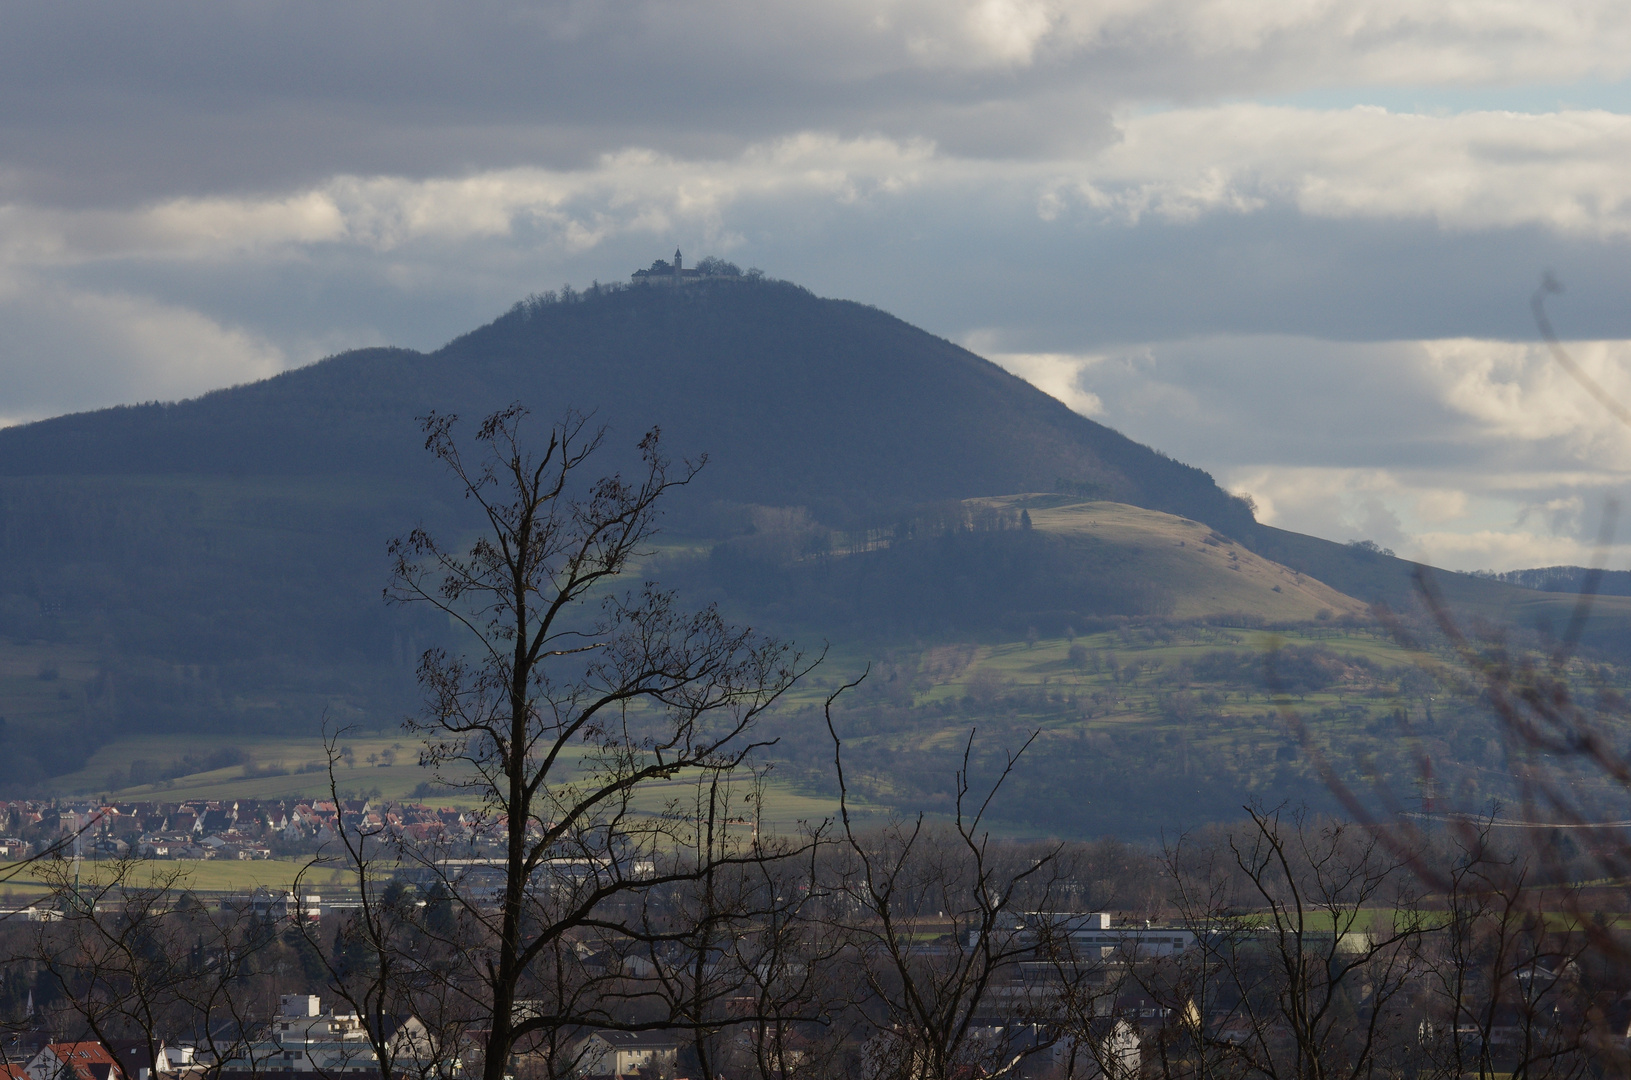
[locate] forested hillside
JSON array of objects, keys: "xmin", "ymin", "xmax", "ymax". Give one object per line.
[
  {"xmin": 0, "ymin": 276, "xmax": 1616, "ymax": 824},
  {"xmin": 0, "ymin": 279, "xmax": 1257, "ymax": 532}
]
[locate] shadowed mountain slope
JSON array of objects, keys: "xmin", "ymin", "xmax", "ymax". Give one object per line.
[{"xmin": 0, "ymin": 279, "xmax": 1256, "ymax": 533}]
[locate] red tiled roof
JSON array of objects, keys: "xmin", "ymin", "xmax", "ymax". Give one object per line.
[{"xmin": 43, "ymin": 1042, "xmax": 123, "ymax": 1080}]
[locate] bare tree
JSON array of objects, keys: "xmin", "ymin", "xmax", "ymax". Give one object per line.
[
  {"xmin": 723, "ymin": 848, "xmax": 858, "ymax": 1080},
  {"xmin": 1407, "ymin": 823, "xmax": 1592, "ymax": 1080},
  {"xmin": 385, "ymin": 405, "xmax": 817, "ymax": 1080},
  {"xmin": 27, "ymin": 856, "xmax": 291, "ymax": 1080},
  {"xmin": 286, "ymin": 727, "xmax": 465, "ymax": 1080},
  {"xmin": 1148, "ymin": 808, "xmax": 1430, "ymax": 1080},
  {"xmin": 826, "ymin": 672, "xmax": 1073, "ymax": 1080},
  {"xmin": 598, "ymin": 766, "xmax": 853, "ymax": 1080}
]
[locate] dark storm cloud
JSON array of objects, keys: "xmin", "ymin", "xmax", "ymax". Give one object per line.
[
  {"xmin": 0, "ymin": 2, "xmax": 1105, "ymax": 205},
  {"xmin": 6, "ymin": 1, "xmax": 1629, "ymax": 205}
]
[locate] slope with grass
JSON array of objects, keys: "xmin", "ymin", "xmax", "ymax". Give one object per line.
[
  {"xmin": 0, "ymin": 857, "xmax": 363, "ymax": 903},
  {"xmin": 993, "ymin": 497, "xmax": 1368, "ymax": 622},
  {"xmin": 776, "ymin": 614, "xmax": 1631, "ymax": 837},
  {"xmin": 680, "ymin": 494, "xmax": 1371, "ymax": 639}
]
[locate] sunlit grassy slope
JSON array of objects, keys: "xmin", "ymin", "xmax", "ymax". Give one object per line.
[
  {"xmin": 980, "ymin": 497, "xmax": 1369, "ymax": 621},
  {"xmin": 995, "ymin": 495, "xmax": 1631, "ymax": 636}
]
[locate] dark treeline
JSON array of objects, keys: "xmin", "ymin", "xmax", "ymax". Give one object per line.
[
  {"xmin": 0, "ymin": 475, "xmax": 448, "ymax": 784},
  {"xmin": 1478, "ymin": 564, "xmax": 1631, "ymax": 597}
]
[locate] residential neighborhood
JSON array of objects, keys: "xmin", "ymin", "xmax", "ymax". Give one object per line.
[
  {"xmin": 0, "ymin": 798, "xmax": 499, "ymax": 866},
  {"xmin": 3, "ymin": 996, "xmax": 691, "ymax": 1080}
]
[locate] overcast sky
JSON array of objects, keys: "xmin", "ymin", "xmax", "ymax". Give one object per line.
[{"xmin": 6, "ymin": 1, "xmax": 1631, "ymax": 570}]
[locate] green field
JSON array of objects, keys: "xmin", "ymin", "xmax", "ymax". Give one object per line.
[
  {"xmin": 760, "ymin": 610, "xmax": 1578, "ymax": 836},
  {"xmin": 52, "ymin": 732, "xmax": 455, "ymax": 803},
  {"xmin": 0, "ymin": 856, "xmax": 361, "ymax": 902}
]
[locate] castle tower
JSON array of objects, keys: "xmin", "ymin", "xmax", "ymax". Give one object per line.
[{"xmin": 674, "ymin": 249, "xmax": 683, "ymax": 280}]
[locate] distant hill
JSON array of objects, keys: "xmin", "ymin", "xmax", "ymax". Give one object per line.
[
  {"xmin": 1247, "ymin": 527, "xmax": 1631, "ymax": 649},
  {"xmin": 0, "ymin": 279, "xmax": 1257, "ymax": 533},
  {"xmin": 0, "ymin": 275, "xmax": 1618, "ymax": 793}
]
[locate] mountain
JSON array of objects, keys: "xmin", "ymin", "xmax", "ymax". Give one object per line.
[
  {"xmin": 0, "ymin": 278, "xmax": 1256, "ymax": 533},
  {"xmin": 1247, "ymin": 526, "xmax": 1631, "ymax": 650},
  {"xmin": 0, "ymin": 274, "xmax": 1616, "ymax": 793}
]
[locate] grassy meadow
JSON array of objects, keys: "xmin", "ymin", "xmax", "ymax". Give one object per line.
[
  {"xmin": 988, "ymin": 497, "xmax": 1368, "ymax": 622},
  {"xmin": 0, "ymin": 855, "xmax": 360, "ymax": 903}
]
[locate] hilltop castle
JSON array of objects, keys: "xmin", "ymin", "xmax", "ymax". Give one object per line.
[
  {"xmin": 632, "ymin": 249, "xmax": 702, "ymax": 285},
  {"xmin": 630, "ymin": 249, "xmax": 740, "ymax": 285}
]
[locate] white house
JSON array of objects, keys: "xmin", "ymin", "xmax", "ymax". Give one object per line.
[
  {"xmin": 217, "ymin": 995, "xmax": 446, "ymax": 1078},
  {"xmin": 569, "ymin": 1031, "xmax": 679, "ymax": 1078},
  {"xmin": 1052, "ymin": 1018, "xmax": 1140, "ymax": 1080}
]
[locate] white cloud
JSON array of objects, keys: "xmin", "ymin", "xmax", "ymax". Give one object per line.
[
  {"xmin": 841, "ymin": 0, "xmax": 1631, "ymax": 92},
  {"xmin": 975, "ymin": 338, "xmax": 1107, "ymax": 416},
  {"xmin": 530, "ymin": 0, "xmax": 1631, "ymax": 84},
  {"xmin": 1059, "ymin": 105, "xmax": 1631, "ymax": 235},
  {"xmin": 1409, "ymin": 527, "xmax": 1623, "ymax": 572},
  {"xmin": 8, "ymin": 103, "xmax": 1631, "ymax": 291},
  {"xmin": 1424, "ymin": 338, "xmax": 1631, "ymax": 452},
  {"xmin": 1225, "ymin": 465, "xmax": 1408, "ymax": 537},
  {"xmin": 1413, "ymin": 487, "xmax": 1469, "ymax": 524},
  {"xmin": 3, "ymin": 136, "xmax": 939, "ymax": 266},
  {"xmin": 0, "ymin": 283, "xmax": 292, "ymax": 421},
  {"xmin": 981, "ymin": 333, "xmax": 1631, "ymax": 571},
  {"xmin": 5, "ymin": 0, "xmax": 1631, "ymax": 216},
  {"xmin": 1222, "ymin": 465, "xmax": 1631, "ymax": 571}
]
